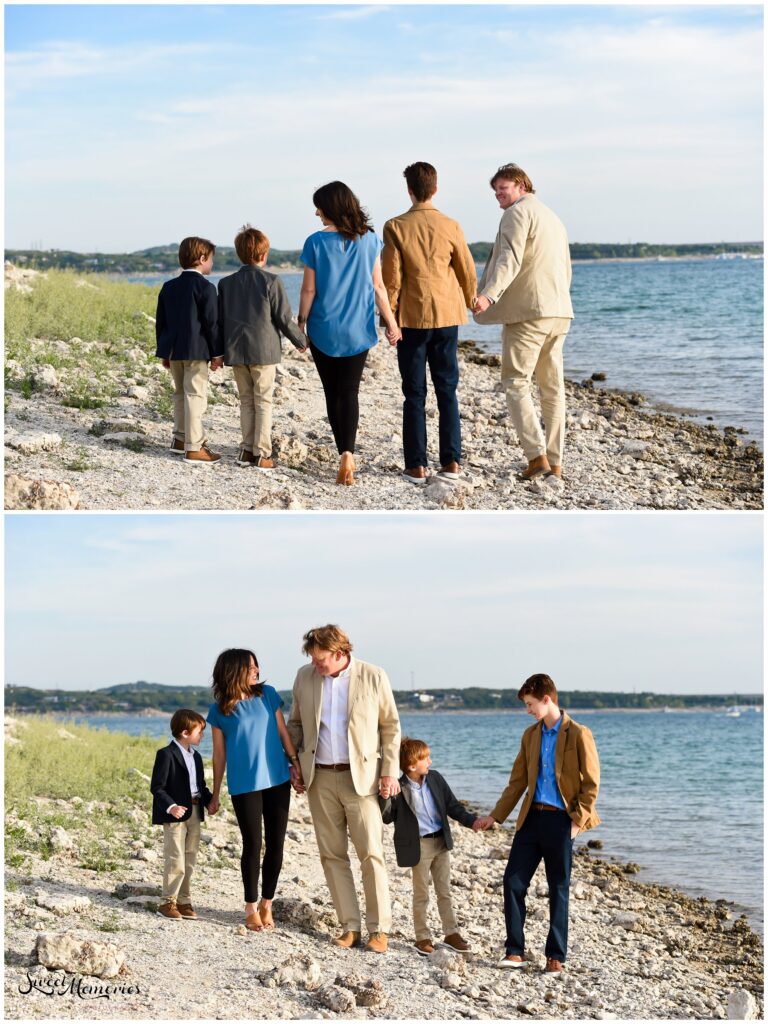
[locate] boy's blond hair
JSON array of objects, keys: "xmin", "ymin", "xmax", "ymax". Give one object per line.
[{"xmin": 400, "ymin": 736, "xmax": 430, "ymax": 773}]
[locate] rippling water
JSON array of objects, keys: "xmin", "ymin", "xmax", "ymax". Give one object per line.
[{"xmin": 68, "ymin": 707, "xmax": 763, "ymax": 930}]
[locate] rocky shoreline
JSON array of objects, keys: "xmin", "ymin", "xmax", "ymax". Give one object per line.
[
  {"xmin": 4, "ymin": 283, "xmax": 763, "ymax": 510},
  {"xmin": 4, "ymin": 783, "xmax": 763, "ymax": 1019}
]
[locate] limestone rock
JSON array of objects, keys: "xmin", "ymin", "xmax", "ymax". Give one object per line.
[
  {"xmin": 35, "ymin": 890, "xmax": 90, "ymax": 915},
  {"xmin": 611, "ymin": 912, "xmax": 643, "ymax": 931},
  {"xmin": 7, "ymin": 432, "xmax": 62, "ymax": 455},
  {"xmin": 317, "ymin": 983, "xmax": 356, "ymax": 1012},
  {"xmin": 32, "ymin": 365, "xmax": 59, "ymax": 390},
  {"xmin": 36, "ymin": 931, "xmax": 126, "ymax": 978},
  {"xmin": 727, "ymin": 989, "xmax": 758, "ymax": 1020},
  {"xmin": 5, "ymin": 474, "xmax": 80, "ymax": 510},
  {"xmin": 49, "ymin": 828, "xmax": 75, "ymax": 853}
]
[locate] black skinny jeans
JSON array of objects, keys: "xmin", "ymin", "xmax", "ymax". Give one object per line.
[
  {"xmin": 230, "ymin": 780, "xmax": 291, "ymax": 903},
  {"xmin": 309, "ymin": 341, "xmax": 368, "ymax": 454}
]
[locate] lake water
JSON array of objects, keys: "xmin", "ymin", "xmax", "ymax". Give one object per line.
[
  {"xmin": 67, "ymin": 707, "xmax": 763, "ymax": 931},
  {"xmin": 125, "ymin": 257, "xmax": 763, "ymax": 443}
]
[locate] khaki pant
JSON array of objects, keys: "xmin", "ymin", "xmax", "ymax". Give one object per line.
[
  {"xmin": 169, "ymin": 360, "xmax": 209, "ymax": 452},
  {"xmin": 233, "ymin": 363, "xmax": 277, "ymax": 459},
  {"xmin": 307, "ymin": 768, "xmax": 391, "ymax": 934},
  {"xmin": 162, "ymin": 813, "xmax": 201, "ymax": 903},
  {"xmin": 411, "ymin": 835, "xmax": 458, "ymax": 941},
  {"xmin": 501, "ymin": 317, "xmax": 570, "ymax": 466}
]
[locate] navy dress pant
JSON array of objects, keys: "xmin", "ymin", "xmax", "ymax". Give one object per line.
[
  {"xmin": 503, "ymin": 808, "xmax": 573, "ymax": 962},
  {"xmin": 396, "ymin": 326, "xmax": 461, "ymax": 469}
]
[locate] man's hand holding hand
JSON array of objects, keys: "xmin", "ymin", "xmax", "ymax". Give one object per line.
[
  {"xmin": 473, "ymin": 815, "xmax": 496, "ymax": 831},
  {"xmin": 472, "ymin": 295, "xmax": 491, "ymax": 315}
]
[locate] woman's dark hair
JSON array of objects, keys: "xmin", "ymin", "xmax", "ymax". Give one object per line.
[
  {"xmin": 313, "ymin": 181, "xmax": 374, "ymax": 241},
  {"xmin": 212, "ymin": 648, "xmax": 263, "ymax": 715}
]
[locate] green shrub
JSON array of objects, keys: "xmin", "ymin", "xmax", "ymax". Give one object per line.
[{"xmin": 5, "ymin": 270, "xmax": 159, "ymax": 348}]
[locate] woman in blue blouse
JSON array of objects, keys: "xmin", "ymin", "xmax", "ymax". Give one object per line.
[
  {"xmin": 298, "ymin": 181, "xmax": 401, "ymax": 485},
  {"xmin": 207, "ymin": 648, "xmax": 303, "ymax": 931}
]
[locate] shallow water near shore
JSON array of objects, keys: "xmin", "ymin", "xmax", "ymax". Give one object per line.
[
  {"xmin": 64, "ymin": 707, "xmax": 763, "ymax": 931},
  {"xmin": 121, "ymin": 257, "xmax": 763, "ymax": 443}
]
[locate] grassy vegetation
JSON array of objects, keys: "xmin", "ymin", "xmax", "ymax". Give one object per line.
[{"xmin": 5, "ymin": 269, "xmax": 159, "ymax": 347}]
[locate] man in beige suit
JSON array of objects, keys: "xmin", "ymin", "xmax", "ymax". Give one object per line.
[
  {"xmin": 287, "ymin": 624, "xmax": 401, "ymax": 954},
  {"xmin": 383, "ymin": 162, "xmax": 476, "ymax": 484},
  {"xmin": 473, "ymin": 164, "xmax": 574, "ymax": 481}
]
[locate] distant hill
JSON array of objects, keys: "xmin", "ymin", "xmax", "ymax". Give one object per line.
[
  {"xmin": 5, "ymin": 683, "xmax": 762, "ymax": 715},
  {"xmin": 5, "ymin": 240, "xmax": 763, "ymax": 275}
]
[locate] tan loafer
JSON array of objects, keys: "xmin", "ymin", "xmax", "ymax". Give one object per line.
[
  {"xmin": 442, "ymin": 932, "xmax": 470, "ymax": 952},
  {"xmin": 414, "ymin": 939, "xmax": 434, "ymax": 956},
  {"xmin": 157, "ymin": 901, "xmax": 182, "ymax": 920},
  {"xmin": 177, "ymin": 903, "xmax": 197, "ymax": 920},
  {"xmin": 332, "ymin": 930, "xmax": 362, "ymax": 948},
  {"xmin": 365, "ymin": 932, "xmax": 388, "ymax": 954}
]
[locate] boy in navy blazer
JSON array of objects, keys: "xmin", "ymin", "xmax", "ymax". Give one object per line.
[
  {"xmin": 150, "ymin": 709, "xmax": 216, "ymax": 919},
  {"xmin": 380, "ymin": 737, "xmax": 478, "ymax": 956},
  {"xmin": 155, "ymin": 236, "xmax": 224, "ymax": 464}
]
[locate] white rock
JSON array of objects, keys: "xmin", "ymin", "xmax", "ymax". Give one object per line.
[
  {"xmin": 32, "ymin": 365, "xmax": 59, "ymax": 389},
  {"xmin": 126, "ymin": 386, "xmax": 150, "ymax": 401},
  {"xmin": 7, "ymin": 432, "xmax": 63, "ymax": 455},
  {"xmin": 317, "ymin": 983, "xmax": 356, "ymax": 1013},
  {"xmin": 34, "ymin": 890, "xmax": 90, "ymax": 915},
  {"xmin": 134, "ymin": 847, "xmax": 158, "ymax": 862},
  {"xmin": 49, "ymin": 827, "xmax": 75, "ymax": 853},
  {"xmin": 727, "ymin": 989, "xmax": 758, "ymax": 1020},
  {"xmin": 36, "ymin": 932, "xmax": 125, "ymax": 978},
  {"xmin": 611, "ymin": 912, "xmax": 642, "ymax": 931}
]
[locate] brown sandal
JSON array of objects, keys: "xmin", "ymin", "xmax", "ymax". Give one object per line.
[
  {"xmin": 258, "ymin": 900, "xmax": 275, "ymax": 930},
  {"xmin": 245, "ymin": 910, "xmax": 263, "ymax": 931}
]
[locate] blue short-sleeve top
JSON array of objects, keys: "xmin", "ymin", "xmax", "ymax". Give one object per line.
[
  {"xmin": 300, "ymin": 230, "xmax": 383, "ymax": 357},
  {"xmin": 206, "ymin": 684, "xmax": 290, "ymax": 796}
]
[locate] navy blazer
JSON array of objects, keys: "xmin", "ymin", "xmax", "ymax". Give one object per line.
[
  {"xmin": 380, "ymin": 769, "xmax": 477, "ymax": 867},
  {"xmin": 155, "ymin": 270, "xmax": 223, "ymax": 361},
  {"xmin": 150, "ymin": 741, "xmax": 214, "ymax": 824}
]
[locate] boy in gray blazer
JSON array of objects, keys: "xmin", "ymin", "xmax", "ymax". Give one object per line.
[
  {"xmin": 218, "ymin": 225, "xmax": 307, "ymax": 469},
  {"xmin": 380, "ymin": 737, "xmax": 478, "ymax": 955}
]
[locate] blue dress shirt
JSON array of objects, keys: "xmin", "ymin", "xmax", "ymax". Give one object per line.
[
  {"xmin": 405, "ymin": 774, "xmax": 444, "ymax": 835},
  {"xmin": 533, "ymin": 714, "xmax": 566, "ymax": 809}
]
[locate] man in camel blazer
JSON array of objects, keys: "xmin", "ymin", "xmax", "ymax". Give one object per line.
[
  {"xmin": 286, "ymin": 624, "xmax": 401, "ymax": 954},
  {"xmin": 475, "ymin": 673, "xmax": 600, "ymax": 974},
  {"xmin": 473, "ymin": 163, "xmax": 573, "ymax": 482}
]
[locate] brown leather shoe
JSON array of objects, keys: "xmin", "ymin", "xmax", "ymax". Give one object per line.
[
  {"xmin": 498, "ymin": 954, "xmax": 528, "ymax": 968},
  {"xmin": 414, "ymin": 939, "xmax": 435, "ymax": 956},
  {"xmin": 438, "ymin": 461, "xmax": 462, "ymax": 479},
  {"xmin": 519, "ymin": 455, "xmax": 551, "ymax": 481},
  {"xmin": 169, "ymin": 438, "xmax": 185, "ymax": 454},
  {"xmin": 157, "ymin": 901, "xmax": 182, "ymax": 920},
  {"xmin": 545, "ymin": 957, "xmax": 563, "ymax": 973},
  {"xmin": 177, "ymin": 903, "xmax": 197, "ymax": 920},
  {"xmin": 332, "ymin": 930, "xmax": 362, "ymax": 948},
  {"xmin": 402, "ymin": 466, "xmax": 427, "ymax": 485},
  {"xmin": 365, "ymin": 932, "xmax": 388, "ymax": 954},
  {"xmin": 184, "ymin": 445, "xmax": 221, "ymax": 464},
  {"xmin": 236, "ymin": 447, "xmax": 257, "ymax": 466},
  {"xmin": 442, "ymin": 932, "xmax": 470, "ymax": 952},
  {"xmin": 255, "ymin": 455, "xmax": 275, "ymax": 471}
]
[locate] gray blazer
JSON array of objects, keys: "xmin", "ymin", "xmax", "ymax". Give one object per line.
[
  {"xmin": 380, "ymin": 769, "xmax": 477, "ymax": 867},
  {"xmin": 218, "ymin": 264, "xmax": 306, "ymax": 366}
]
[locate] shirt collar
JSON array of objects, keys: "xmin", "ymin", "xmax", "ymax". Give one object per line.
[
  {"xmin": 405, "ymin": 773, "xmax": 427, "ymax": 789},
  {"xmin": 542, "ymin": 713, "xmax": 563, "ymax": 735},
  {"xmin": 172, "ymin": 738, "xmax": 194, "ymax": 756},
  {"xmin": 181, "ymin": 268, "xmax": 204, "ymax": 275},
  {"xmin": 326, "ymin": 656, "xmax": 353, "ymax": 682}
]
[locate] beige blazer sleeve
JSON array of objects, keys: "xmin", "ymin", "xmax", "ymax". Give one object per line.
[
  {"xmin": 377, "ymin": 669, "xmax": 401, "ymax": 779},
  {"xmin": 481, "ymin": 203, "xmax": 530, "ymax": 304},
  {"xmin": 381, "ymin": 220, "xmax": 402, "ymax": 318},
  {"xmin": 572, "ymin": 725, "xmax": 600, "ymax": 828},
  {"xmin": 490, "ymin": 741, "xmax": 528, "ymax": 823},
  {"xmin": 286, "ymin": 673, "xmax": 304, "ymax": 751},
  {"xmin": 449, "ymin": 222, "xmax": 478, "ymax": 309}
]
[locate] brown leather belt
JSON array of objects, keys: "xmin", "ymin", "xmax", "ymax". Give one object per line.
[
  {"xmin": 531, "ymin": 802, "xmax": 563, "ymax": 812},
  {"xmin": 316, "ymin": 763, "xmax": 351, "ymax": 772},
  {"xmin": 191, "ymin": 797, "xmax": 200, "ymax": 805}
]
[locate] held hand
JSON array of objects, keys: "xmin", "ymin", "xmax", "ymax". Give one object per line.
[
  {"xmin": 170, "ymin": 805, "xmax": 187, "ymax": 820},
  {"xmin": 210, "ymin": 357, "xmax": 224, "ymax": 371},
  {"xmin": 161, "ymin": 358, "xmax": 171, "ymax": 369},
  {"xmin": 207, "ymin": 797, "xmax": 219, "ymax": 815},
  {"xmin": 379, "ymin": 775, "xmax": 400, "ymax": 798},
  {"xmin": 472, "ymin": 295, "xmax": 491, "ymax": 315},
  {"xmin": 474, "ymin": 815, "xmax": 496, "ymax": 831},
  {"xmin": 290, "ymin": 764, "xmax": 306, "ymax": 795},
  {"xmin": 385, "ymin": 325, "xmax": 402, "ymax": 346}
]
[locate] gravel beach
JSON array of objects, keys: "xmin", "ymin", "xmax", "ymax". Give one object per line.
[
  {"xmin": 4, "ymin": 750, "xmax": 763, "ymax": 1021},
  {"xmin": 4, "ymin": 322, "xmax": 763, "ymax": 512}
]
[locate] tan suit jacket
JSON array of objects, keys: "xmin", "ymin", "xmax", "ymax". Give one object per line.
[
  {"xmin": 286, "ymin": 658, "xmax": 401, "ymax": 796},
  {"xmin": 474, "ymin": 194, "xmax": 574, "ymax": 326},
  {"xmin": 490, "ymin": 711, "xmax": 600, "ymax": 833},
  {"xmin": 382, "ymin": 202, "xmax": 477, "ymax": 329}
]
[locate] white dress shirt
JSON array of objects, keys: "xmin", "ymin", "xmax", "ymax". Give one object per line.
[
  {"xmin": 315, "ymin": 657, "xmax": 353, "ymax": 764},
  {"xmin": 405, "ymin": 774, "xmax": 443, "ymax": 836},
  {"xmin": 168, "ymin": 738, "xmax": 200, "ymax": 812}
]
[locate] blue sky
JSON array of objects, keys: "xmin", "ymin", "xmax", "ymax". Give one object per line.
[
  {"xmin": 4, "ymin": 4, "xmax": 763, "ymax": 251},
  {"xmin": 4, "ymin": 512, "xmax": 763, "ymax": 694}
]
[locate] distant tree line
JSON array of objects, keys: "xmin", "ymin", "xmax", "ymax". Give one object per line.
[
  {"xmin": 6, "ymin": 240, "xmax": 763, "ymax": 275},
  {"xmin": 5, "ymin": 682, "xmax": 762, "ymax": 716}
]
